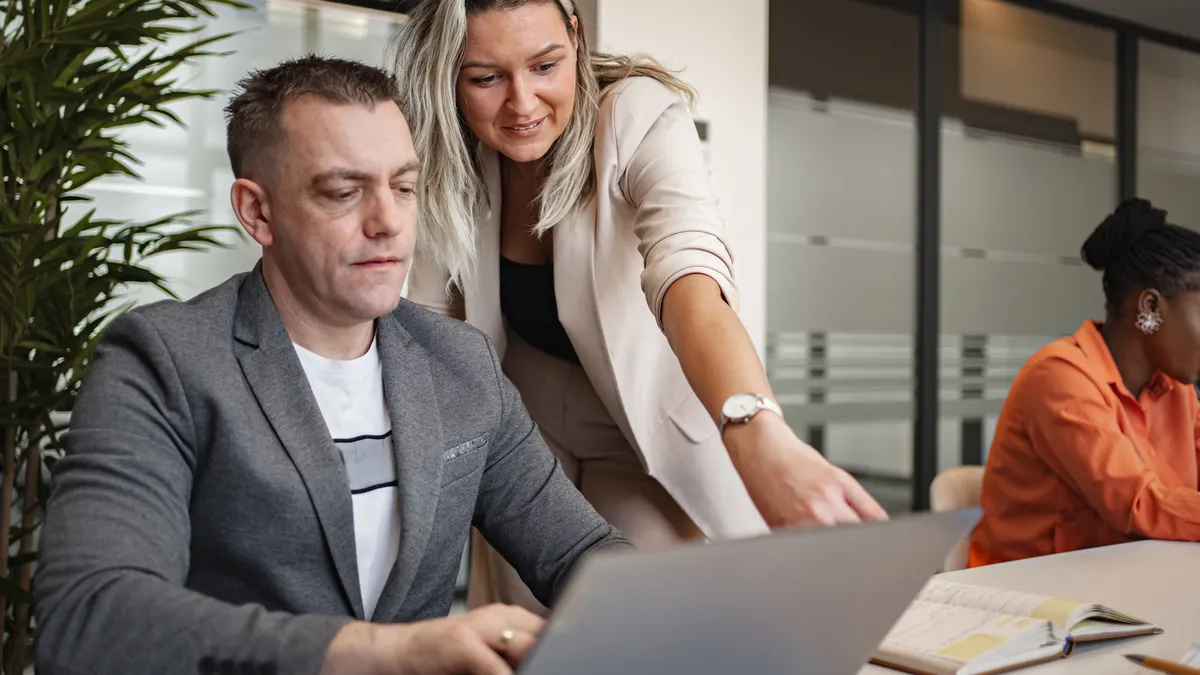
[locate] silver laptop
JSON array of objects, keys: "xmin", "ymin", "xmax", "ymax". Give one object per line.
[{"xmin": 518, "ymin": 507, "xmax": 981, "ymax": 675}]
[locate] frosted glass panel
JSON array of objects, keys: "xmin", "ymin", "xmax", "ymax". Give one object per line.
[
  {"xmin": 940, "ymin": 255, "xmax": 1102, "ymax": 336},
  {"xmin": 942, "ymin": 125, "xmax": 1115, "ymax": 256},
  {"xmin": 768, "ymin": 90, "xmax": 916, "ymax": 244},
  {"xmin": 1139, "ymin": 41, "xmax": 1200, "ymax": 231},
  {"xmin": 767, "ymin": 242, "xmax": 913, "ymax": 334}
]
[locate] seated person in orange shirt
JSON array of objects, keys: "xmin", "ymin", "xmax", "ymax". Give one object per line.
[{"xmin": 969, "ymin": 198, "xmax": 1200, "ymax": 567}]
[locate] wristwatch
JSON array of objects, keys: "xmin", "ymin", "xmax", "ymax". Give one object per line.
[{"xmin": 718, "ymin": 392, "xmax": 784, "ymax": 435}]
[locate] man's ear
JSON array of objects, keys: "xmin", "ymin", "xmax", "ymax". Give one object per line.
[{"xmin": 230, "ymin": 178, "xmax": 274, "ymax": 247}]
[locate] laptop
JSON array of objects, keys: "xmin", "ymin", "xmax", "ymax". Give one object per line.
[{"xmin": 517, "ymin": 507, "xmax": 981, "ymax": 675}]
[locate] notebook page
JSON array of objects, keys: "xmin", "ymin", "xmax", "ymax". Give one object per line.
[
  {"xmin": 877, "ymin": 600, "xmax": 1055, "ymax": 667},
  {"xmin": 919, "ymin": 580, "xmax": 1086, "ymax": 628}
]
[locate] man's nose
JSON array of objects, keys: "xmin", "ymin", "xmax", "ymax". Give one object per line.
[{"xmin": 365, "ymin": 186, "xmax": 406, "ymax": 238}]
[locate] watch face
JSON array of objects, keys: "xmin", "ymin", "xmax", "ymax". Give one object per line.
[{"xmin": 723, "ymin": 393, "xmax": 761, "ymax": 420}]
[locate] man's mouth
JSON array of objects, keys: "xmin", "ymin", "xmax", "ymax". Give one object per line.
[{"xmin": 354, "ymin": 257, "xmax": 400, "ymax": 268}]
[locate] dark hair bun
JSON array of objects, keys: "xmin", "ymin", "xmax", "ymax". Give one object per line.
[{"xmin": 1081, "ymin": 198, "xmax": 1168, "ymax": 271}]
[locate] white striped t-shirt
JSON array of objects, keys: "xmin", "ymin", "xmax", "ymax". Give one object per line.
[{"xmin": 294, "ymin": 337, "xmax": 399, "ymax": 619}]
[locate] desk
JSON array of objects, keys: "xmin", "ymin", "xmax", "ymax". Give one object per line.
[{"xmin": 858, "ymin": 541, "xmax": 1200, "ymax": 674}]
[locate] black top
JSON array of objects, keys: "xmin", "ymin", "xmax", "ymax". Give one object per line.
[{"xmin": 499, "ymin": 255, "xmax": 580, "ymax": 364}]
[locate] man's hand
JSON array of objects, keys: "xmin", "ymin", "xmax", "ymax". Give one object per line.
[
  {"xmin": 321, "ymin": 603, "xmax": 545, "ymax": 675},
  {"xmin": 724, "ymin": 412, "xmax": 889, "ymax": 528}
]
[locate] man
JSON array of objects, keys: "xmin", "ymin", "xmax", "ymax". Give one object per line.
[{"xmin": 34, "ymin": 55, "xmax": 631, "ymax": 675}]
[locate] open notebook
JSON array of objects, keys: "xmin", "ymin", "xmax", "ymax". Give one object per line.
[{"xmin": 870, "ymin": 579, "xmax": 1161, "ymax": 675}]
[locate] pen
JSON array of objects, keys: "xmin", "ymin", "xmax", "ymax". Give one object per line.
[{"xmin": 1125, "ymin": 654, "xmax": 1200, "ymax": 675}]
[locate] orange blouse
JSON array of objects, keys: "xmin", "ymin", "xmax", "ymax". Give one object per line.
[{"xmin": 968, "ymin": 319, "xmax": 1200, "ymax": 567}]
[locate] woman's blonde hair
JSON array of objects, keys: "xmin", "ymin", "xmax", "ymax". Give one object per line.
[{"xmin": 392, "ymin": 0, "xmax": 695, "ymax": 290}]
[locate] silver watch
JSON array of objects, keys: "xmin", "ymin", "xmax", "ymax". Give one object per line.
[{"xmin": 718, "ymin": 392, "xmax": 784, "ymax": 434}]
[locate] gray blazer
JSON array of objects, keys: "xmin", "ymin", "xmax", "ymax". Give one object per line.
[{"xmin": 34, "ymin": 266, "xmax": 630, "ymax": 675}]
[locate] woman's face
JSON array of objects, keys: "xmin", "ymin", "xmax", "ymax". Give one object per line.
[
  {"xmin": 1143, "ymin": 287, "xmax": 1200, "ymax": 383},
  {"xmin": 457, "ymin": 3, "xmax": 578, "ymax": 165}
]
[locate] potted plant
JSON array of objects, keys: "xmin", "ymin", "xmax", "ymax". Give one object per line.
[{"xmin": 0, "ymin": 0, "xmax": 248, "ymax": 670}]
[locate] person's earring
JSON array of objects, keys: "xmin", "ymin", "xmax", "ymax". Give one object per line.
[{"xmin": 1137, "ymin": 310, "xmax": 1162, "ymax": 334}]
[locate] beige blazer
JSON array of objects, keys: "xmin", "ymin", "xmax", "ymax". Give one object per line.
[{"xmin": 407, "ymin": 76, "xmax": 769, "ymax": 540}]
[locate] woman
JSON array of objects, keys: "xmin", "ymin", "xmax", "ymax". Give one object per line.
[
  {"xmin": 969, "ymin": 198, "xmax": 1200, "ymax": 567},
  {"xmin": 393, "ymin": 0, "xmax": 886, "ymax": 611}
]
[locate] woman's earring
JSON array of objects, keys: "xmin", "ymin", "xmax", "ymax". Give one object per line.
[{"xmin": 1137, "ymin": 310, "xmax": 1162, "ymax": 334}]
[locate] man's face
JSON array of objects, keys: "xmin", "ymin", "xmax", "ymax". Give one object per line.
[{"xmin": 253, "ymin": 96, "xmax": 419, "ymax": 328}]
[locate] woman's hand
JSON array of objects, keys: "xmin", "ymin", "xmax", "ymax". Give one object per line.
[{"xmin": 722, "ymin": 412, "xmax": 888, "ymax": 527}]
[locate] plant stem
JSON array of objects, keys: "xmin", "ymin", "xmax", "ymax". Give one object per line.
[
  {"xmin": 7, "ymin": 191, "xmax": 60, "ymax": 675},
  {"xmin": 0, "ymin": 370, "xmax": 17, "ymax": 675},
  {"xmin": 8, "ymin": 416, "xmax": 40, "ymax": 675}
]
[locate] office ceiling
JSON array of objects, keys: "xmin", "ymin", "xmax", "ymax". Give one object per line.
[{"xmin": 1051, "ymin": 0, "xmax": 1200, "ymax": 42}]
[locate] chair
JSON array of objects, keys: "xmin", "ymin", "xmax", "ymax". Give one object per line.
[{"xmin": 929, "ymin": 465, "xmax": 985, "ymax": 571}]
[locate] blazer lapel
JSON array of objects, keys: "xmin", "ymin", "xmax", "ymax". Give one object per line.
[
  {"xmin": 553, "ymin": 194, "xmax": 600, "ymax": 343},
  {"xmin": 463, "ymin": 147, "xmax": 507, "ymax": 356},
  {"xmin": 369, "ymin": 314, "xmax": 444, "ymax": 621},
  {"xmin": 232, "ymin": 267, "xmax": 365, "ymax": 619},
  {"xmin": 554, "ymin": 193, "xmax": 624, "ymax": 404}
]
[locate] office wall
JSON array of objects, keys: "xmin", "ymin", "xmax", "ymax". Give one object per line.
[{"xmin": 594, "ymin": 0, "xmax": 769, "ymax": 356}]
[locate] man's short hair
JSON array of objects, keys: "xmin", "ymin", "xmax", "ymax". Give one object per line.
[{"xmin": 224, "ymin": 54, "xmax": 401, "ymax": 179}]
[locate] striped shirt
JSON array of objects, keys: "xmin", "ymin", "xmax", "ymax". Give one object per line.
[{"xmin": 294, "ymin": 337, "xmax": 399, "ymax": 618}]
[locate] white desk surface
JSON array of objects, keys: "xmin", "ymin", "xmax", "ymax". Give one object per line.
[{"xmin": 858, "ymin": 540, "xmax": 1200, "ymax": 675}]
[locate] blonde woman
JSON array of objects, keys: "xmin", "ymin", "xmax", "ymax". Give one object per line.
[{"xmin": 394, "ymin": 0, "xmax": 887, "ymax": 613}]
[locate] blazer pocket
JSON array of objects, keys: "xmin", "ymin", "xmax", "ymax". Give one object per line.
[
  {"xmin": 667, "ymin": 393, "xmax": 718, "ymax": 444},
  {"xmin": 440, "ymin": 434, "xmax": 489, "ymax": 487}
]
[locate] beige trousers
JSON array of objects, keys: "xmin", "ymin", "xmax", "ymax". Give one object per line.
[{"xmin": 465, "ymin": 328, "xmax": 702, "ymax": 615}]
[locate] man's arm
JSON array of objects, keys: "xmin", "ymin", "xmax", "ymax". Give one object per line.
[
  {"xmin": 469, "ymin": 338, "xmax": 633, "ymax": 607},
  {"xmin": 34, "ymin": 311, "xmax": 351, "ymax": 675}
]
